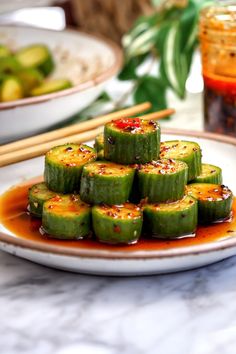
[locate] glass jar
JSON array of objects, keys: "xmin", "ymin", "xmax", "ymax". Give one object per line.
[{"xmin": 199, "ymin": 2, "xmax": 236, "ymax": 135}]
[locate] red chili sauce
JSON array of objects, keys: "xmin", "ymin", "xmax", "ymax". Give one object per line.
[
  {"xmin": 0, "ymin": 178, "xmax": 236, "ymax": 252},
  {"xmin": 114, "ymin": 118, "xmax": 141, "ymax": 130},
  {"xmin": 204, "ymin": 74, "xmax": 236, "ymax": 135}
]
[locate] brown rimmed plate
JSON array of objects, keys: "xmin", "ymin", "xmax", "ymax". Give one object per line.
[{"xmin": 0, "ymin": 129, "xmax": 236, "ymax": 275}]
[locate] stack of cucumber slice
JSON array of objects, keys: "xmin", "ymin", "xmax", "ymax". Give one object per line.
[
  {"xmin": 0, "ymin": 43, "xmax": 72, "ymax": 102},
  {"xmin": 28, "ymin": 117, "xmax": 233, "ymax": 244}
]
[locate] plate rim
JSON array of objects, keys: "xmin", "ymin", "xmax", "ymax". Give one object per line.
[
  {"xmin": 0, "ymin": 25, "xmax": 123, "ymax": 111},
  {"xmin": 1, "ymin": 128, "xmax": 236, "ymax": 260}
]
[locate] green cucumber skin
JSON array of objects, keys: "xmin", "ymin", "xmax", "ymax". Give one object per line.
[
  {"xmin": 16, "ymin": 68, "xmax": 43, "ymax": 94},
  {"xmin": 143, "ymin": 198, "xmax": 198, "ymax": 238},
  {"xmin": 16, "ymin": 45, "xmax": 54, "ymax": 76},
  {"xmin": 186, "ymin": 148, "xmax": 202, "ymax": 181},
  {"xmin": 29, "ymin": 199, "xmax": 44, "ymax": 218},
  {"xmin": 0, "ymin": 57, "xmax": 22, "ymax": 75},
  {"xmin": 197, "ymin": 198, "xmax": 233, "ymax": 224},
  {"xmin": 138, "ymin": 164, "xmax": 188, "ymax": 203},
  {"xmin": 28, "ymin": 182, "xmax": 57, "ymax": 217},
  {"xmin": 44, "ymin": 160, "xmax": 83, "ymax": 193},
  {"xmin": 1, "ymin": 76, "xmax": 24, "ymax": 101},
  {"xmin": 104, "ymin": 124, "xmax": 161, "ymax": 164},
  {"xmin": 29, "ymin": 196, "xmax": 44, "ymax": 217},
  {"xmin": 92, "ymin": 207, "xmax": 143, "ymax": 244},
  {"xmin": 80, "ymin": 168, "xmax": 135, "ymax": 205},
  {"xmin": 44, "ymin": 144, "xmax": 96, "ymax": 193},
  {"xmin": 38, "ymin": 56, "xmax": 54, "ymax": 76},
  {"xmin": 30, "ymin": 79, "xmax": 72, "ymax": 96},
  {"xmin": 42, "ymin": 208, "xmax": 91, "ymax": 239},
  {"xmin": 161, "ymin": 141, "xmax": 202, "ymax": 181},
  {"xmin": 129, "ymin": 172, "xmax": 140, "ymax": 203},
  {"xmin": 94, "ymin": 134, "xmax": 104, "ymax": 152},
  {"xmin": 192, "ymin": 164, "xmax": 222, "ymax": 184},
  {"xmin": 97, "ymin": 149, "xmax": 105, "ymax": 160},
  {"xmin": 187, "ymin": 184, "xmax": 233, "ymax": 224}
]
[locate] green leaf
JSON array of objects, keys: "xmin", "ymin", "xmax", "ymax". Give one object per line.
[
  {"xmin": 125, "ymin": 26, "xmax": 160, "ymax": 58},
  {"xmin": 122, "ymin": 14, "xmax": 160, "ymax": 49},
  {"xmin": 158, "ymin": 22, "xmax": 190, "ymax": 98},
  {"xmin": 179, "ymin": 0, "xmax": 198, "ymax": 51},
  {"xmin": 118, "ymin": 54, "xmax": 147, "ymax": 81},
  {"xmin": 120, "ymin": 1, "xmax": 204, "ymax": 104},
  {"xmin": 134, "ymin": 75, "xmax": 167, "ymax": 112},
  {"xmin": 155, "ymin": 22, "xmax": 171, "ymax": 56},
  {"xmin": 97, "ymin": 91, "xmax": 111, "ymax": 101}
]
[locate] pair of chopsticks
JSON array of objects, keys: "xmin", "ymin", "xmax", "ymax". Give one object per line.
[{"xmin": 0, "ymin": 102, "xmax": 175, "ymax": 167}]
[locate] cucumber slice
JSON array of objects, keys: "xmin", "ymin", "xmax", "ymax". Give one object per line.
[
  {"xmin": 80, "ymin": 161, "xmax": 135, "ymax": 205},
  {"xmin": 187, "ymin": 183, "xmax": 233, "ymax": 224},
  {"xmin": 143, "ymin": 195, "xmax": 198, "ymax": 238},
  {"xmin": 30, "ymin": 79, "xmax": 72, "ymax": 96},
  {"xmin": 0, "ymin": 56, "xmax": 22, "ymax": 74},
  {"xmin": 0, "ymin": 73, "xmax": 7, "ymax": 85},
  {"xmin": 16, "ymin": 68, "xmax": 43, "ymax": 94},
  {"xmin": 192, "ymin": 164, "xmax": 222, "ymax": 184},
  {"xmin": 128, "ymin": 171, "xmax": 140, "ymax": 204},
  {"xmin": 97, "ymin": 149, "xmax": 105, "ymax": 160},
  {"xmin": 138, "ymin": 159, "xmax": 188, "ymax": 203},
  {"xmin": 94, "ymin": 133, "xmax": 104, "ymax": 152},
  {"xmin": 160, "ymin": 140, "xmax": 202, "ymax": 181},
  {"xmin": 0, "ymin": 76, "xmax": 24, "ymax": 102},
  {"xmin": 92, "ymin": 203, "xmax": 143, "ymax": 244},
  {"xmin": 0, "ymin": 45, "xmax": 11, "ymax": 58},
  {"xmin": 28, "ymin": 182, "xmax": 58, "ymax": 217},
  {"xmin": 42, "ymin": 194, "xmax": 91, "ymax": 239},
  {"xmin": 44, "ymin": 143, "xmax": 97, "ymax": 193},
  {"xmin": 104, "ymin": 119, "xmax": 161, "ymax": 164},
  {"xmin": 15, "ymin": 44, "xmax": 54, "ymax": 76}
]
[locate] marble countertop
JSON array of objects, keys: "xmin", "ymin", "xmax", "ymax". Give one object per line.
[
  {"xmin": 1, "ymin": 85, "xmax": 236, "ymax": 354},
  {"xmin": 1, "ymin": 251, "xmax": 236, "ymax": 354}
]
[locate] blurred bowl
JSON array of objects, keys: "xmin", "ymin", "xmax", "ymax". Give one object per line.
[{"xmin": 0, "ymin": 26, "xmax": 122, "ymax": 143}]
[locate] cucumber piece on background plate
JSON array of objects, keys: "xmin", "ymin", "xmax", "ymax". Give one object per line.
[
  {"xmin": 0, "ymin": 76, "xmax": 24, "ymax": 102},
  {"xmin": 16, "ymin": 68, "xmax": 43, "ymax": 94},
  {"xmin": 0, "ymin": 56, "xmax": 22, "ymax": 75},
  {"xmin": 30, "ymin": 79, "xmax": 72, "ymax": 96},
  {"xmin": 16, "ymin": 44, "xmax": 54, "ymax": 76}
]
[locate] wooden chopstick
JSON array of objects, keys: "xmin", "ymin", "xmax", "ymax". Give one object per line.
[
  {"xmin": 139, "ymin": 108, "xmax": 174, "ymax": 121},
  {"xmin": 0, "ymin": 128, "xmax": 101, "ymax": 168},
  {"xmin": 0, "ymin": 101, "xmax": 151, "ymax": 156},
  {"xmin": 0, "ymin": 107, "xmax": 175, "ymax": 167}
]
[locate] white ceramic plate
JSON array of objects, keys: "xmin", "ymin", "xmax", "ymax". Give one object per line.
[
  {"xmin": 1, "ymin": 129, "xmax": 236, "ymax": 276},
  {"xmin": 0, "ymin": 26, "xmax": 122, "ymax": 143}
]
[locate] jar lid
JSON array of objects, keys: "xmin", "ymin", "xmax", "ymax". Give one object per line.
[{"xmin": 200, "ymin": 2, "xmax": 236, "ymax": 31}]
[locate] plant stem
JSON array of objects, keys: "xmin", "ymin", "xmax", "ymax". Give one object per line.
[{"xmin": 114, "ymin": 54, "xmax": 156, "ymax": 110}]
